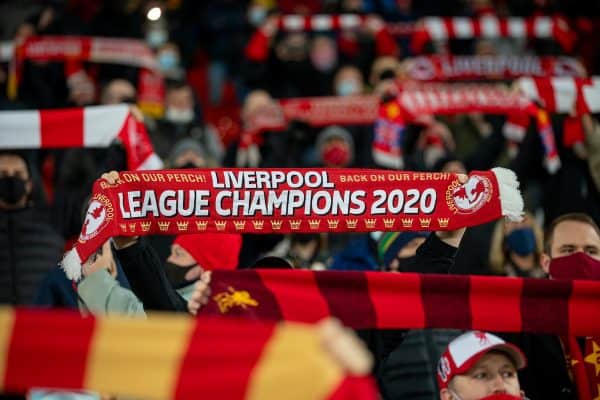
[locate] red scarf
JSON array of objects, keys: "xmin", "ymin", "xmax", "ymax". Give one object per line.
[
  {"xmin": 0, "ymin": 105, "xmax": 162, "ymax": 171},
  {"xmin": 245, "ymin": 14, "xmax": 397, "ymax": 62},
  {"xmin": 62, "ymin": 167, "xmax": 523, "ymax": 280},
  {"xmin": 504, "ymin": 77, "xmax": 600, "ymax": 168},
  {"xmin": 411, "ymin": 16, "xmax": 575, "ymax": 54},
  {"xmin": 199, "ymin": 269, "xmax": 600, "ymax": 335},
  {"xmin": 0, "ymin": 308, "xmax": 378, "ymax": 400},
  {"xmin": 237, "ymin": 96, "xmax": 379, "ymax": 167},
  {"xmin": 374, "ymin": 84, "xmax": 561, "ymax": 172},
  {"xmin": 7, "ymin": 35, "xmax": 165, "ymax": 117},
  {"xmin": 404, "ymin": 55, "xmax": 586, "ymax": 81}
]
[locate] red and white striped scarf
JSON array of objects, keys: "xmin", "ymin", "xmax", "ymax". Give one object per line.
[
  {"xmin": 403, "ymin": 55, "xmax": 586, "ymax": 81},
  {"xmin": 0, "ymin": 104, "xmax": 162, "ymax": 171},
  {"xmin": 7, "ymin": 36, "xmax": 164, "ymax": 117},
  {"xmin": 411, "ymin": 16, "xmax": 575, "ymax": 53}
]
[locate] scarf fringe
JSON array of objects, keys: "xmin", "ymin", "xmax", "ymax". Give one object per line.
[
  {"xmin": 61, "ymin": 248, "xmax": 83, "ymax": 282},
  {"xmin": 492, "ymin": 167, "xmax": 524, "ymax": 222}
]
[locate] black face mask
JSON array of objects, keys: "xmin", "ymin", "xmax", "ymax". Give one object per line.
[
  {"xmin": 0, "ymin": 176, "xmax": 28, "ymax": 206},
  {"xmin": 164, "ymin": 261, "xmax": 198, "ymax": 288}
]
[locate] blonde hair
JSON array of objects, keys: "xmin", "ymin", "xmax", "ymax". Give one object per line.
[{"xmin": 488, "ymin": 211, "xmax": 544, "ymax": 275}]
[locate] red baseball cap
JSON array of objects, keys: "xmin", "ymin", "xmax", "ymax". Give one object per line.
[{"xmin": 437, "ymin": 331, "xmax": 527, "ymax": 389}]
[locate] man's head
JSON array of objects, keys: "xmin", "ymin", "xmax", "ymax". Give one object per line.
[
  {"xmin": 333, "ymin": 65, "xmax": 364, "ymax": 97},
  {"xmin": 0, "ymin": 152, "xmax": 33, "ymax": 210},
  {"xmin": 165, "ymin": 81, "xmax": 196, "ymax": 124},
  {"xmin": 541, "ymin": 213, "xmax": 600, "ymax": 277},
  {"xmin": 315, "ymin": 126, "xmax": 355, "ymax": 167},
  {"xmin": 438, "ymin": 331, "xmax": 526, "ymax": 400},
  {"xmin": 101, "ymin": 79, "xmax": 137, "ymax": 105},
  {"xmin": 168, "ymin": 138, "xmax": 208, "ymax": 169}
]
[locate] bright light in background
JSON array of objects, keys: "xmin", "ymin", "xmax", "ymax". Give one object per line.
[{"xmin": 147, "ymin": 7, "xmax": 162, "ymax": 21}]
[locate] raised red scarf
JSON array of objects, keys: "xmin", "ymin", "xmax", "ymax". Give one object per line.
[
  {"xmin": 62, "ymin": 168, "xmax": 523, "ymax": 280},
  {"xmin": 245, "ymin": 14, "xmax": 397, "ymax": 62},
  {"xmin": 410, "ymin": 16, "xmax": 575, "ymax": 54},
  {"xmin": 0, "ymin": 308, "xmax": 378, "ymax": 400},
  {"xmin": 0, "ymin": 105, "xmax": 162, "ymax": 171},
  {"xmin": 404, "ymin": 55, "xmax": 586, "ymax": 81},
  {"xmin": 7, "ymin": 36, "xmax": 165, "ymax": 117},
  {"xmin": 237, "ymin": 96, "xmax": 379, "ymax": 167},
  {"xmin": 373, "ymin": 84, "xmax": 562, "ymax": 172},
  {"xmin": 504, "ymin": 77, "xmax": 600, "ymax": 167},
  {"xmin": 200, "ymin": 269, "xmax": 600, "ymax": 336}
]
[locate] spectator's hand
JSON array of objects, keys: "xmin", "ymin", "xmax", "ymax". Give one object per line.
[
  {"xmin": 261, "ymin": 14, "xmax": 279, "ymax": 37},
  {"xmin": 318, "ymin": 318, "xmax": 373, "ymax": 375},
  {"xmin": 100, "ymin": 171, "xmax": 139, "ymax": 250},
  {"xmin": 82, "ymin": 241, "xmax": 113, "ymax": 277},
  {"xmin": 435, "ymin": 174, "xmax": 468, "ymax": 247},
  {"xmin": 365, "ymin": 15, "xmax": 385, "ymax": 35},
  {"xmin": 187, "ymin": 271, "xmax": 212, "ymax": 316}
]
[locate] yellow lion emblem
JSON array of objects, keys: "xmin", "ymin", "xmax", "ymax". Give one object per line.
[{"xmin": 213, "ymin": 286, "xmax": 259, "ymax": 314}]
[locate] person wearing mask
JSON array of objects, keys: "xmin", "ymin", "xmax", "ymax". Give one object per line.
[
  {"xmin": 500, "ymin": 212, "xmax": 600, "ymax": 400},
  {"xmin": 156, "ymin": 42, "xmax": 185, "ymax": 81},
  {"xmin": 150, "ymin": 81, "xmax": 224, "ymax": 164},
  {"xmin": 333, "ymin": 65, "xmax": 365, "ymax": 97},
  {"xmin": 488, "ymin": 212, "xmax": 545, "ymax": 278},
  {"xmin": 314, "ymin": 125, "xmax": 355, "ymax": 168},
  {"xmin": 0, "ymin": 151, "xmax": 64, "ymax": 304},
  {"xmin": 438, "ymin": 331, "xmax": 528, "ymax": 400}
]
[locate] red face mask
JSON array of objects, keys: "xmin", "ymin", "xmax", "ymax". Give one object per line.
[
  {"xmin": 549, "ymin": 252, "xmax": 600, "ymax": 281},
  {"xmin": 479, "ymin": 395, "xmax": 523, "ymax": 400},
  {"xmin": 322, "ymin": 143, "xmax": 351, "ymax": 167}
]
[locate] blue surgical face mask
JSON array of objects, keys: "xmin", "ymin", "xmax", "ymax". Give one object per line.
[
  {"xmin": 505, "ymin": 227, "xmax": 536, "ymax": 257},
  {"xmin": 248, "ymin": 6, "xmax": 267, "ymax": 27},
  {"xmin": 158, "ymin": 51, "xmax": 179, "ymax": 71},
  {"xmin": 146, "ymin": 29, "xmax": 167, "ymax": 48},
  {"xmin": 336, "ymin": 80, "xmax": 359, "ymax": 96}
]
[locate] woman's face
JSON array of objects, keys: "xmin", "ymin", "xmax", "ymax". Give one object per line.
[{"xmin": 444, "ymin": 352, "xmax": 521, "ymax": 400}]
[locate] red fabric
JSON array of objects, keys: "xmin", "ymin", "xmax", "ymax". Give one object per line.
[
  {"xmin": 116, "ymin": 112, "xmax": 161, "ymax": 170},
  {"xmin": 173, "ymin": 315, "xmax": 276, "ymax": 400},
  {"xmin": 405, "ymin": 55, "xmax": 586, "ymax": 81},
  {"xmin": 4, "ymin": 309, "xmax": 95, "ymax": 392},
  {"xmin": 244, "ymin": 30, "xmax": 271, "ymax": 62},
  {"xmin": 470, "ymin": 276, "xmax": 523, "ymax": 332},
  {"xmin": 374, "ymin": 28, "xmax": 399, "ymax": 57},
  {"xmin": 583, "ymin": 337, "xmax": 600, "ymax": 399},
  {"xmin": 563, "ymin": 116, "xmax": 585, "ymax": 147},
  {"xmin": 174, "ymin": 233, "xmax": 242, "ymax": 271},
  {"xmin": 196, "ymin": 269, "xmax": 600, "ymax": 336},
  {"xmin": 259, "ymin": 269, "xmax": 330, "ymax": 323},
  {"xmin": 71, "ymin": 168, "xmax": 507, "ymax": 264},
  {"xmin": 40, "ymin": 108, "xmax": 84, "ymax": 147},
  {"xmin": 411, "ymin": 16, "xmax": 575, "ymax": 53},
  {"xmin": 563, "ymin": 335, "xmax": 593, "ymax": 400},
  {"xmin": 327, "ymin": 376, "xmax": 379, "ymax": 400}
]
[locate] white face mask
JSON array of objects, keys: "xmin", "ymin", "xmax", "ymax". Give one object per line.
[{"xmin": 166, "ymin": 108, "xmax": 194, "ymax": 124}]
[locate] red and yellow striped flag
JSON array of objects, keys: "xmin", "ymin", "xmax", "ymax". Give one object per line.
[
  {"xmin": 0, "ymin": 308, "xmax": 378, "ymax": 400},
  {"xmin": 203, "ymin": 270, "xmax": 600, "ymax": 336}
]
